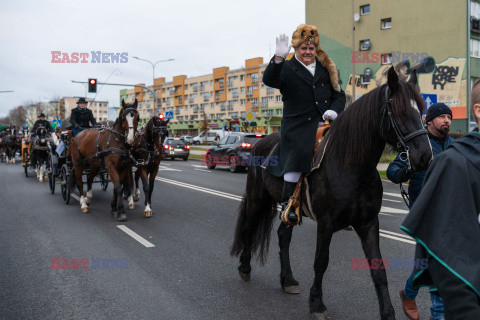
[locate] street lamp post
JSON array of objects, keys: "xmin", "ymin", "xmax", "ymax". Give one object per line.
[{"xmin": 132, "ymin": 56, "xmax": 174, "ymax": 116}]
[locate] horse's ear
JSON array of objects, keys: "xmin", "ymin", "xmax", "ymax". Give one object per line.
[
  {"xmin": 408, "ymin": 69, "xmax": 418, "ymax": 86},
  {"xmin": 121, "ymin": 99, "xmax": 126, "ymax": 109},
  {"xmin": 133, "ymin": 98, "xmax": 138, "ymax": 109},
  {"xmin": 387, "ymin": 66, "xmax": 399, "ymax": 93}
]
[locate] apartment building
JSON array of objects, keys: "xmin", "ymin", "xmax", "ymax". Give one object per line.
[
  {"xmin": 120, "ymin": 56, "xmax": 292, "ymax": 136},
  {"xmin": 306, "ymin": 0, "xmax": 480, "ymax": 132}
]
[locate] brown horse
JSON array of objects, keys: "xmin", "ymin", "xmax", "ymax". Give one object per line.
[
  {"xmin": 69, "ymin": 100, "xmax": 139, "ymax": 221},
  {"xmin": 127, "ymin": 116, "xmax": 169, "ymax": 217}
]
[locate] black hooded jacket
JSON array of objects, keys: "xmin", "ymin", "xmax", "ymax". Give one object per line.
[{"xmin": 402, "ymin": 131, "xmax": 480, "ymax": 315}]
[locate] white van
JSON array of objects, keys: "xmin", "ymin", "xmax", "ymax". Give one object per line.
[{"xmin": 193, "ymin": 130, "xmax": 229, "ymax": 145}]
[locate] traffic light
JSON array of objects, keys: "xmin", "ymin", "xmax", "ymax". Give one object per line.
[{"xmin": 88, "ymin": 78, "xmax": 97, "ymax": 93}]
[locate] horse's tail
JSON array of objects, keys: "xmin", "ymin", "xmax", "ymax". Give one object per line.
[{"xmin": 230, "ymin": 167, "xmax": 278, "ymax": 264}]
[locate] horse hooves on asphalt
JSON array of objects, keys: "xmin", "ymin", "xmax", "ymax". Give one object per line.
[
  {"xmin": 128, "ymin": 203, "xmax": 135, "ymax": 210},
  {"xmin": 144, "ymin": 210, "xmax": 152, "ymax": 218},
  {"xmin": 81, "ymin": 207, "xmax": 89, "ymax": 213},
  {"xmin": 133, "ymin": 195, "xmax": 140, "ymax": 202},
  {"xmin": 239, "ymin": 271, "xmax": 250, "ymax": 282},
  {"xmin": 117, "ymin": 213, "xmax": 127, "ymax": 221},
  {"xmin": 112, "ymin": 211, "xmax": 118, "ymax": 218},
  {"xmin": 311, "ymin": 312, "xmax": 328, "ymax": 320},
  {"xmin": 282, "ymin": 285, "xmax": 301, "ymax": 294}
]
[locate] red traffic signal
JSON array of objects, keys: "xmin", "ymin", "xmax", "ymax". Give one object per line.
[
  {"xmin": 159, "ymin": 114, "xmax": 165, "ymax": 119},
  {"xmin": 88, "ymin": 78, "xmax": 97, "ymax": 93}
]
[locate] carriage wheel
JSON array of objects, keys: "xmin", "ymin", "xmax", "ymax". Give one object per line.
[
  {"xmin": 101, "ymin": 174, "xmax": 109, "ymax": 191},
  {"xmin": 48, "ymin": 154, "xmax": 55, "ymax": 194},
  {"xmin": 61, "ymin": 164, "xmax": 70, "ymax": 204}
]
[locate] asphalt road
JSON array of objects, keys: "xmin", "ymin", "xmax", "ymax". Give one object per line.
[{"xmin": 0, "ymin": 159, "xmax": 434, "ymax": 320}]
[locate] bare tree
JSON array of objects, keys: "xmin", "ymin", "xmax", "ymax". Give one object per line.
[
  {"xmin": 8, "ymin": 106, "xmax": 27, "ymax": 128},
  {"xmin": 198, "ymin": 111, "xmax": 210, "ymax": 143}
]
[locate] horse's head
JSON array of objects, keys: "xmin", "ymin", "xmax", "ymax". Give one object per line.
[
  {"xmin": 381, "ymin": 67, "xmax": 432, "ymax": 171},
  {"xmin": 36, "ymin": 126, "xmax": 48, "ymax": 145},
  {"xmin": 120, "ymin": 99, "xmax": 139, "ymax": 146},
  {"xmin": 149, "ymin": 116, "xmax": 169, "ymax": 147}
]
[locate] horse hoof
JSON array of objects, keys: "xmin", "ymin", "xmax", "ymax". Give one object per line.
[
  {"xmin": 81, "ymin": 207, "xmax": 89, "ymax": 213},
  {"xmin": 86, "ymin": 198, "xmax": 91, "ymax": 205},
  {"xmin": 144, "ymin": 210, "xmax": 152, "ymax": 218},
  {"xmin": 239, "ymin": 271, "xmax": 251, "ymax": 282},
  {"xmin": 282, "ymin": 285, "xmax": 301, "ymax": 294},
  {"xmin": 112, "ymin": 211, "xmax": 119, "ymax": 218},
  {"xmin": 117, "ymin": 213, "xmax": 127, "ymax": 221},
  {"xmin": 311, "ymin": 312, "xmax": 328, "ymax": 320},
  {"xmin": 133, "ymin": 195, "xmax": 140, "ymax": 202},
  {"xmin": 128, "ymin": 203, "xmax": 135, "ymax": 210}
]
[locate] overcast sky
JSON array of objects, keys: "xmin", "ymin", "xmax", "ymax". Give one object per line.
[{"xmin": 0, "ymin": 0, "xmax": 305, "ymax": 118}]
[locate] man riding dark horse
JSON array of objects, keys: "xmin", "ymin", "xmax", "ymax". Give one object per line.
[
  {"xmin": 70, "ymin": 97, "xmax": 97, "ymax": 136},
  {"xmin": 262, "ymin": 24, "xmax": 346, "ymax": 225},
  {"xmin": 32, "ymin": 113, "xmax": 53, "ymax": 135}
]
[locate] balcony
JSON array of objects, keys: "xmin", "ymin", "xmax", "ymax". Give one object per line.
[
  {"xmin": 199, "ymin": 86, "xmax": 205, "ymax": 91},
  {"xmin": 261, "ymin": 102, "xmax": 268, "ymax": 109},
  {"xmin": 175, "ymin": 109, "xmax": 180, "ymax": 114},
  {"xmin": 203, "ymin": 97, "xmax": 209, "ymax": 102},
  {"xmin": 215, "ymin": 95, "xmax": 220, "ymax": 100},
  {"xmin": 251, "ymin": 78, "xmax": 259, "ymax": 83},
  {"xmin": 192, "ymin": 108, "xmax": 199, "ymax": 114},
  {"xmin": 193, "ymin": 87, "xmax": 198, "ymax": 92},
  {"xmin": 219, "ymin": 82, "xmax": 225, "ymax": 88},
  {"xmin": 252, "ymin": 103, "xmax": 259, "ymax": 109},
  {"xmin": 246, "ymin": 91, "xmax": 253, "ymax": 97},
  {"xmin": 232, "ymin": 93, "xmax": 239, "ymax": 98},
  {"xmin": 220, "ymin": 107, "xmax": 226, "ymax": 111},
  {"xmin": 267, "ymin": 88, "xmax": 274, "ymax": 95},
  {"xmin": 189, "ymin": 99, "xmax": 194, "ymax": 104},
  {"xmin": 227, "ymin": 81, "xmax": 233, "ymax": 87}
]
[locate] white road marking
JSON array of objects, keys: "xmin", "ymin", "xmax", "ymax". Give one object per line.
[
  {"xmin": 158, "ymin": 165, "xmax": 181, "ymax": 172},
  {"xmin": 379, "ymin": 213, "xmax": 393, "ymax": 217},
  {"xmin": 161, "ymin": 163, "xmax": 171, "ymax": 166},
  {"xmin": 383, "ymin": 198, "xmax": 402, "ymax": 203},
  {"xmin": 155, "ymin": 177, "xmax": 243, "ymax": 201},
  {"xmin": 71, "ymin": 194, "xmax": 80, "ymax": 201},
  {"xmin": 117, "ymin": 225, "xmax": 155, "ymax": 248},
  {"xmin": 379, "ymin": 232, "xmax": 416, "ymax": 245},
  {"xmin": 194, "ymin": 169, "xmax": 212, "ymax": 173},
  {"xmin": 383, "ymin": 192, "xmax": 403, "ymax": 198},
  {"xmin": 192, "ymin": 165, "xmax": 206, "ymax": 168},
  {"xmin": 380, "ymin": 229, "xmax": 414, "ymax": 240},
  {"xmin": 381, "ymin": 206, "xmax": 409, "ymax": 214}
]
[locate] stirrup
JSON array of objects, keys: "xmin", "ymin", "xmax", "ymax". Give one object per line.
[{"xmin": 280, "ymin": 198, "xmax": 301, "ymax": 226}]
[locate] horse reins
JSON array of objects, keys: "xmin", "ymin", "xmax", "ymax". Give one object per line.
[{"xmin": 382, "ymin": 87, "xmax": 427, "ymax": 209}]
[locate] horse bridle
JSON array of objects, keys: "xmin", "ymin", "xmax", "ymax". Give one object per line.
[
  {"xmin": 121, "ymin": 107, "xmax": 139, "ymax": 139},
  {"xmin": 381, "ymin": 87, "xmax": 428, "ymax": 170}
]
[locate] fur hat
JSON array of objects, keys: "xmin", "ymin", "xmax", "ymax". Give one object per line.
[{"xmin": 291, "ymin": 24, "xmax": 341, "ymax": 92}]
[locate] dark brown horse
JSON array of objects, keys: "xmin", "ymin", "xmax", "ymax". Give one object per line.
[
  {"xmin": 230, "ymin": 68, "xmax": 433, "ymax": 319},
  {"xmin": 126, "ymin": 116, "xmax": 169, "ymax": 217},
  {"xmin": 69, "ymin": 100, "xmax": 139, "ymax": 221}
]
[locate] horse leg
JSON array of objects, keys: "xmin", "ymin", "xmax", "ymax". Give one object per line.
[
  {"xmin": 309, "ymin": 223, "xmax": 334, "ymax": 320},
  {"xmin": 133, "ymin": 170, "xmax": 141, "ymax": 202},
  {"xmin": 85, "ymin": 163, "xmax": 99, "ymax": 205},
  {"xmin": 74, "ymin": 164, "xmax": 88, "ymax": 213},
  {"xmin": 144, "ymin": 167, "xmax": 157, "ymax": 218},
  {"xmin": 278, "ymin": 222, "xmax": 300, "ymax": 294},
  {"xmin": 109, "ymin": 168, "xmax": 127, "ymax": 221},
  {"xmin": 354, "ymin": 217, "xmax": 395, "ymax": 320},
  {"xmin": 126, "ymin": 168, "xmax": 135, "ymax": 210}
]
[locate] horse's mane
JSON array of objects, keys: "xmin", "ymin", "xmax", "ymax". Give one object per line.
[{"xmin": 326, "ymin": 81, "xmax": 424, "ymax": 168}]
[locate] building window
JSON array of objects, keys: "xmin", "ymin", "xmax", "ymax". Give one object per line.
[
  {"xmin": 360, "ymin": 39, "xmax": 371, "ymax": 51},
  {"xmin": 240, "ymin": 75, "xmax": 245, "ymax": 81},
  {"xmin": 381, "ymin": 53, "xmax": 392, "ymax": 64},
  {"xmin": 381, "ymin": 18, "xmax": 392, "ymax": 29},
  {"xmin": 360, "ymin": 4, "xmax": 370, "ymax": 15},
  {"xmin": 241, "ymin": 99, "xmax": 245, "ymax": 105},
  {"xmin": 471, "ymin": 39, "xmax": 480, "ymax": 58},
  {"xmin": 276, "ymin": 95, "xmax": 282, "ymax": 102}
]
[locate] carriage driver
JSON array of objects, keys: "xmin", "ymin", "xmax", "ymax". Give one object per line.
[
  {"xmin": 70, "ymin": 97, "xmax": 97, "ymax": 137},
  {"xmin": 262, "ymin": 24, "xmax": 346, "ymax": 224}
]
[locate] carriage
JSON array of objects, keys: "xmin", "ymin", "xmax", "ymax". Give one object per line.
[
  {"xmin": 21, "ymin": 134, "xmax": 31, "ymax": 175},
  {"xmin": 50, "ymin": 127, "xmax": 109, "ymax": 203}
]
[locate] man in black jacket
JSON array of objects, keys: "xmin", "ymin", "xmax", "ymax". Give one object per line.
[
  {"xmin": 401, "ymin": 82, "xmax": 480, "ymax": 319},
  {"xmin": 262, "ymin": 24, "xmax": 346, "ymax": 224},
  {"xmin": 32, "ymin": 113, "xmax": 53, "ymax": 134},
  {"xmin": 70, "ymin": 97, "xmax": 97, "ymax": 136}
]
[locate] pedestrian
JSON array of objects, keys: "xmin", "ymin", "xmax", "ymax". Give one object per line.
[
  {"xmin": 70, "ymin": 97, "xmax": 97, "ymax": 136},
  {"xmin": 262, "ymin": 24, "xmax": 346, "ymax": 224},
  {"xmin": 401, "ymin": 87, "xmax": 480, "ymax": 318},
  {"xmin": 388, "ymin": 103, "xmax": 455, "ymax": 320}
]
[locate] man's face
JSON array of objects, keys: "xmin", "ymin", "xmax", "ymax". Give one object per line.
[
  {"xmin": 428, "ymin": 113, "xmax": 451, "ymax": 137},
  {"xmin": 40, "ymin": 116, "xmax": 45, "ymax": 121},
  {"xmin": 79, "ymin": 103, "xmax": 87, "ymax": 109},
  {"xmin": 295, "ymin": 42, "xmax": 316, "ymax": 66}
]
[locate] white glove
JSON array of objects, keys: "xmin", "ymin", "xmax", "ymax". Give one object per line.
[
  {"xmin": 275, "ymin": 34, "xmax": 291, "ymax": 59},
  {"xmin": 323, "ymin": 110, "xmax": 338, "ymax": 121}
]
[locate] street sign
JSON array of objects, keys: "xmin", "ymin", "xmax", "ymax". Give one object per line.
[
  {"xmin": 165, "ymin": 111, "xmax": 174, "ymax": 119},
  {"xmin": 245, "ymin": 109, "xmax": 256, "ymax": 123},
  {"xmin": 421, "ymin": 94, "xmax": 437, "ymax": 114},
  {"xmin": 53, "ymin": 119, "xmax": 61, "ymax": 127}
]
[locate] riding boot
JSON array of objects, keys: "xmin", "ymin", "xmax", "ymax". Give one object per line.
[{"xmin": 280, "ymin": 181, "xmax": 300, "ymax": 225}]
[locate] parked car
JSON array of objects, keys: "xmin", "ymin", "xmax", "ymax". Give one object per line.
[
  {"xmin": 193, "ymin": 130, "xmax": 229, "ymax": 145},
  {"xmin": 205, "ymin": 132, "xmax": 266, "ymax": 172},
  {"xmin": 179, "ymin": 135, "xmax": 194, "ymax": 144},
  {"xmin": 163, "ymin": 138, "xmax": 190, "ymax": 161}
]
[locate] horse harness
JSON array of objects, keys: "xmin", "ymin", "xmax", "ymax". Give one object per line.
[{"xmin": 131, "ymin": 121, "xmax": 168, "ymax": 167}]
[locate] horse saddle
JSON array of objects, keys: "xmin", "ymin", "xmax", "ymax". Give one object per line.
[{"xmin": 281, "ymin": 122, "xmax": 331, "ymax": 226}]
